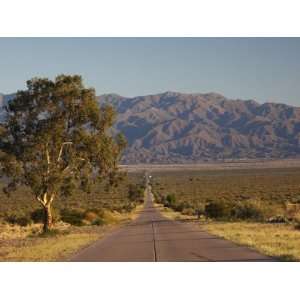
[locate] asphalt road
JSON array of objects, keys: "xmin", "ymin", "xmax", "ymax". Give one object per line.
[{"xmin": 71, "ymin": 185, "xmax": 274, "ymax": 262}]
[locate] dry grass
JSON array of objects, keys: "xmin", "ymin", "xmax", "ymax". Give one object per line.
[
  {"xmin": 0, "ymin": 172, "xmax": 144, "ymax": 221},
  {"xmin": 156, "ymin": 203, "xmax": 197, "ymax": 221},
  {"xmin": 0, "ymin": 204, "xmax": 143, "ymax": 262},
  {"xmin": 151, "ymin": 167, "xmax": 300, "ymax": 221},
  {"xmin": 0, "ymin": 221, "xmax": 71, "ymax": 240},
  {"xmin": 203, "ymin": 222, "xmax": 300, "ymax": 261},
  {"xmin": 0, "ymin": 229, "xmax": 105, "ymax": 262},
  {"xmin": 102, "ymin": 204, "xmax": 143, "ymax": 224},
  {"xmin": 158, "ymin": 202, "xmax": 300, "ymax": 262}
]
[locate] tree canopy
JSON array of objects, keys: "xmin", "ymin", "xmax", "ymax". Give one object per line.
[{"xmin": 0, "ymin": 74, "xmax": 126, "ymax": 231}]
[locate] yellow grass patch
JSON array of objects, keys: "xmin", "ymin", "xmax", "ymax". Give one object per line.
[
  {"xmin": 0, "ymin": 232, "xmax": 102, "ymax": 262},
  {"xmin": 203, "ymin": 222, "xmax": 300, "ymax": 261},
  {"xmin": 156, "ymin": 203, "xmax": 196, "ymax": 221},
  {"xmin": 0, "ymin": 204, "xmax": 144, "ymax": 261}
]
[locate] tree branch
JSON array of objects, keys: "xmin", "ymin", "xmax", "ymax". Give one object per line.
[
  {"xmin": 57, "ymin": 142, "xmax": 73, "ymax": 162},
  {"xmin": 49, "ymin": 193, "xmax": 55, "ymax": 205},
  {"xmin": 46, "ymin": 144, "xmax": 50, "ymax": 174},
  {"xmin": 37, "ymin": 195, "xmax": 46, "ymax": 206}
]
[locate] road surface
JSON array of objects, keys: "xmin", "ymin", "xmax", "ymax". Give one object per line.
[{"xmin": 71, "ymin": 185, "xmax": 274, "ymax": 262}]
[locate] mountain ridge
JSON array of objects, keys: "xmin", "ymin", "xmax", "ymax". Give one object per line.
[
  {"xmin": 1, "ymin": 91, "xmax": 300, "ymax": 163},
  {"xmin": 98, "ymin": 92, "xmax": 300, "ymax": 163}
]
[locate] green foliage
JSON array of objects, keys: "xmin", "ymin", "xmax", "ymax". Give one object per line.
[
  {"xmin": 60, "ymin": 207, "xmax": 108, "ymax": 226},
  {"xmin": 205, "ymin": 200, "xmax": 231, "ymax": 219},
  {"xmin": 128, "ymin": 183, "xmax": 145, "ymax": 204},
  {"xmin": 5, "ymin": 215, "xmax": 32, "ymax": 227},
  {"xmin": 60, "ymin": 208, "xmax": 85, "ymax": 226},
  {"xmin": 164, "ymin": 194, "xmax": 176, "ymax": 207},
  {"xmin": 31, "ymin": 208, "xmax": 60, "ymax": 224},
  {"xmin": 84, "ymin": 210, "xmax": 102, "ymax": 223},
  {"xmin": 0, "ymin": 172, "xmax": 144, "ymax": 225},
  {"xmin": 173, "ymin": 201, "xmax": 192, "ymax": 212},
  {"xmin": 151, "ymin": 168, "xmax": 299, "ymax": 221},
  {"xmin": 92, "ymin": 218, "xmax": 105, "ymax": 226},
  {"xmin": 231, "ymin": 201, "xmax": 264, "ymax": 221},
  {"xmin": 0, "ymin": 74, "xmax": 126, "ymax": 231}
]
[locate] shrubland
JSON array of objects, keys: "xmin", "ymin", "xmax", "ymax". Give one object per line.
[
  {"xmin": 0, "ymin": 172, "xmax": 145, "ymax": 228},
  {"xmin": 152, "ymin": 168, "xmax": 300, "ymax": 225}
]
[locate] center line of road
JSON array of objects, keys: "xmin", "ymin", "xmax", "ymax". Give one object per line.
[{"xmin": 151, "ymin": 221, "xmax": 158, "ymax": 262}]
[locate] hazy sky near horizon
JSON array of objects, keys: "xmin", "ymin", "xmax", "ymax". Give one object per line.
[{"xmin": 0, "ymin": 38, "xmax": 300, "ymax": 106}]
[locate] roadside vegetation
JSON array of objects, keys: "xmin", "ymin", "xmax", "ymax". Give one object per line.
[
  {"xmin": 0, "ymin": 173, "xmax": 145, "ymax": 261},
  {"xmin": 0, "ymin": 74, "xmax": 147, "ymax": 261},
  {"xmin": 0, "ymin": 173, "xmax": 145, "ymax": 226},
  {"xmin": 0, "ymin": 203, "xmax": 143, "ymax": 261},
  {"xmin": 203, "ymin": 222, "xmax": 300, "ymax": 261},
  {"xmin": 151, "ymin": 168, "xmax": 300, "ymax": 261}
]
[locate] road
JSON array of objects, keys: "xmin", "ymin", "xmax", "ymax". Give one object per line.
[{"xmin": 71, "ymin": 185, "xmax": 274, "ymax": 262}]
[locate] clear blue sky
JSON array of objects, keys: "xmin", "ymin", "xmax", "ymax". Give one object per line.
[{"xmin": 0, "ymin": 38, "xmax": 300, "ymax": 106}]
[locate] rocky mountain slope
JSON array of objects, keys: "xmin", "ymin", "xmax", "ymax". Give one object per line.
[
  {"xmin": 2, "ymin": 91, "xmax": 300, "ymax": 163},
  {"xmin": 98, "ymin": 92, "xmax": 300, "ymax": 163}
]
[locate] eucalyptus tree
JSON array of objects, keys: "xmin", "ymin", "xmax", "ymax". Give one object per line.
[{"xmin": 0, "ymin": 75, "xmax": 126, "ymax": 232}]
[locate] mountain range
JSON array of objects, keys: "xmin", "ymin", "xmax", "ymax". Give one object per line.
[{"xmin": 2, "ymin": 91, "xmax": 300, "ymax": 163}]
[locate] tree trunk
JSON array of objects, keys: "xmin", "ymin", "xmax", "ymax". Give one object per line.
[{"xmin": 43, "ymin": 204, "xmax": 53, "ymax": 232}]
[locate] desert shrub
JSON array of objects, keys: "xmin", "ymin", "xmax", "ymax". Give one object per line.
[
  {"xmin": 84, "ymin": 211, "xmax": 100, "ymax": 223},
  {"xmin": 128, "ymin": 183, "xmax": 145, "ymax": 204},
  {"xmin": 92, "ymin": 218, "xmax": 105, "ymax": 226},
  {"xmin": 5, "ymin": 215, "xmax": 17, "ymax": 224},
  {"xmin": 16, "ymin": 216, "xmax": 32, "ymax": 227},
  {"xmin": 60, "ymin": 208, "xmax": 85, "ymax": 226},
  {"xmin": 164, "ymin": 194, "xmax": 176, "ymax": 208},
  {"xmin": 232, "ymin": 201, "xmax": 264, "ymax": 221},
  {"xmin": 295, "ymin": 221, "xmax": 300, "ymax": 230},
  {"xmin": 31, "ymin": 208, "xmax": 60, "ymax": 224},
  {"xmin": 294, "ymin": 215, "xmax": 300, "ymax": 230},
  {"xmin": 155, "ymin": 193, "xmax": 164, "ymax": 204},
  {"xmin": 204, "ymin": 200, "xmax": 231, "ymax": 219},
  {"xmin": 113, "ymin": 201, "xmax": 136, "ymax": 213},
  {"xmin": 173, "ymin": 201, "xmax": 191, "ymax": 212},
  {"xmin": 5, "ymin": 214, "xmax": 32, "ymax": 226},
  {"xmin": 291, "ymin": 195, "xmax": 300, "ymax": 204},
  {"xmin": 194, "ymin": 203, "xmax": 206, "ymax": 217},
  {"xmin": 83, "ymin": 209, "xmax": 105, "ymax": 225},
  {"xmin": 267, "ymin": 215, "xmax": 288, "ymax": 224}
]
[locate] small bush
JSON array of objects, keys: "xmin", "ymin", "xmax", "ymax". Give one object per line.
[
  {"xmin": 123, "ymin": 202, "xmax": 136, "ymax": 212},
  {"xmin": 5, "ymin": 215, "xmax": 32, "ymax": 227},
  {"xmin": 163, "ymin": 194, "xmax": 176, "ymax": 208},
  {"xmin": 128, "ymin": 183, "xmax": 145, "ymax": 204},
  {"xmin": 84, "ymin": 211, "xmax": 100, "ymax": 223},
  {"xmin": 205, "ymin": 200, "xmax": 231, "ymax": 219},
  {"xmin": 267, "ymin": 215, "xmax": 288, "ymax": 224},
  {"xmin": 60, "ymin": 209, "xmax": 85, "ymax": 226},
  {"xmin": 295, "ymin": 223, "xmax": 300, "ymax": 230},
  {"xmin": 173, "ymin": 201, "xmax": 191, "ymax": 212},
  {"xmin": 31, "ymin": 208, "xmax": 60, "ymax": 224},
  {"xmin": 194, "ymin": 203, "xmax": 206, "ymax": 218},
  {"xmin": 92, "ymin": 218, "xmax": 105, "ymax": 226},
  {"xmin": 16, "ymin": 216, "xmax": 32, "ymax": 227},
  {"xmin": 232, "ymin": 201, "xmax": 264, "ymax": 221}
]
